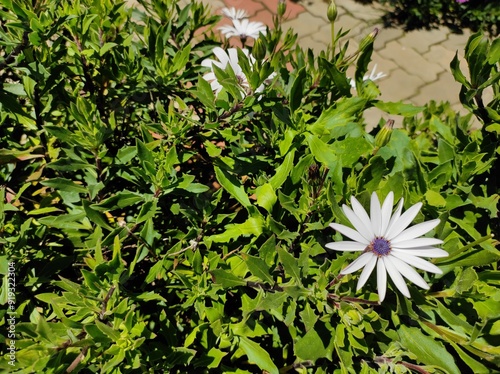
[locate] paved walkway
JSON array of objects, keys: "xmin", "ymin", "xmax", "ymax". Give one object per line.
[{"xmin": 189, "ymin": 0, "xmax": 476, "ymax": 125}]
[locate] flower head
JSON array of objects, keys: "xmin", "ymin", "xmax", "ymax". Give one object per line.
[
  {"xmin": 350, "ymin": 64, "xmax": 386, "ymax": 89},
  {"xmin": 221, "ymin": 7, "xmax": 249, "ymax": 20},
  {"xmin": 201, "ymin": 47, "xmax": 251, "ymax": 95},
  {"xmin": 219, "ymin": 19, "xmax": 267, "ymax": 43},
  {"xmin": 201, "ymin": 47, "xmax": 275, "ymax": 97},
  {"xmin": 326, "ymin": 192, "xmax": 448, "ymax": 302}
]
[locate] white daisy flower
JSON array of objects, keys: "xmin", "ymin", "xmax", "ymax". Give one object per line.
[
  {"xmin": 326, "ymin": 192, "xmax": 448, "ymax": 302},
  {"xmin": 349, "ymin": 64, "xmax": 387, "ymax": 89},
  {"xmin": 201, "ymin": 47, "xmax": 275, "ymax": 98},
  {"xmin": 221, "ymin": 7, "xmax": 249, "ymax": 20},
  {"xmin": 219, "ymin": 19, "xmax": 267, "ymax": 43}
]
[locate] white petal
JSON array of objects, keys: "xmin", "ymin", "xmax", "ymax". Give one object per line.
[
  {"xmin": 386, "ymin": 202, "xmax": 422, "ymax": 240},
  {"xmin": 383, "ymin": 257, "xmax": 411, "ymax": 298},
  {"xmin": 325, "ymin": 241, "xmax": 367, "ymax": 251},
  {"xmin": 201, "ymin": 58, "xmax": 215, "ymax": 68},
  {"xmin": 212, "ymin": 47, "xmax": 230, "ymax": 66},
  {"xmin": 380, "ymin": 191, "xmax": 394, "ymax": 236},
  {"xmin": 370, "ymin": 192, "xmax": 382, "ymax": 236},
  {"xmin": 377, "ymin": 259, "xmax": 387, "ymax": 302},
  {"xmin": 341, "ymin": 252, "xmax": 373, "ymax": 275},
  {"xmin": 384, "ymin": 197, "xmax": 403, "ymax": 237},
  {"xmin": 351, "ymin": 196, "xmax": 375, "ymax": 238},
  {"xmin": 329, "ymin": 223, "xmax": 370, "ymax": 245},
  {"xmin": 203, "ymin": 72, "xmax": 216, "ymax": 81},
  {"xmin": 342, "ymin": 205, "xmax": 373, "ymax": 242},
  {"xmin": 392, "ymin": 247, "xmax": 449, "ymax": 258},
  {"xmin": 391, "ymin": 237, "xmax": 443, "ymax": 248},
  {"xmin": 388, "ymin": 255, "xmax": 429, "ymax": 290},
  {"xmin": 390, "ymin": 251, "xmax": 443, "ymax": 273},
  {"xmin": 357, "ymin": 255, "xmax": 378, "ymax": 290},
  {"xmin": 391, "ymin": 219, "xmax": 440, "ymax": 244}
]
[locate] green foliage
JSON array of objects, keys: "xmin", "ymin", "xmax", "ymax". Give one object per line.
[
  {"xmin": 376, "ymin": 0, "xmax": 500, "ymax": 35},
  {"xmin": 1, "ymin": 0, "xmax": 499, "ymax": 373}
]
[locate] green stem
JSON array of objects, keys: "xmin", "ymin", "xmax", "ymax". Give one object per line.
[
  {"xmin": 331, "ymin": 22, "xmax": 335, "ymax": 60},
  {"xmin": 434, "ymin": 234, "xmax": 494, "ymax": 264}
]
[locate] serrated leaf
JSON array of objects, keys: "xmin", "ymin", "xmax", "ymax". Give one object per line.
[
  {"xmin": 277, "ymin": 247, "xmax": 302, "ymax": 285},
  {"xmin": 238, "ymin": 336, "xmax": 279, "ymax": 374},
  {"xmin": 241, "ymin": 253, "xmax": 274, "ymax": 285},
  {"xmin": 210, "ymin": 269, "xmax": 246, "ymax": 288}
]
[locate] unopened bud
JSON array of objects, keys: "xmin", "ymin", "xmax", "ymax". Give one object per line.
[
  {"xmin": 374, "ymin": 119, "xmax": 394, "ymax": 148},
  {"xmin": 358, "ymin": 28, "xmax": 379, "ymax": 52},
  {"xmin": 327, "ymin": 0, "xmax": 337, "ymax": 22},
  {"xmin": 252, "ymin": 37, "xmax": 266, "ymax": 60},
  {"xmin": 278, "ymin": 0, "xmax": 286, "ymax": 18}
]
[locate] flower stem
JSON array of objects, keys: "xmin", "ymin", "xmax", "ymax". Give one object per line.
[{"xmin": 433, "ymin": 234, "xmax": 494, "ymax": 264}]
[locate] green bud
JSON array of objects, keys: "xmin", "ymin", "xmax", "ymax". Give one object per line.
[
  {"xmin": 358, "ymin": 28, "xmax": 379, "ymax": 52},
  {"xmin": 374, "ymin": 119, "xmax": 394, "ymax": 149},
  {"xmin": 327, "ymin": 0, "xmax": 337, "ymax": 22},
  {"xmin": 278, "ymin": 0, "xmax": 286, "ymax": 18},
  {"xmin": 252, "ymin": 37, "xmax": 266, "ymax": 60}
]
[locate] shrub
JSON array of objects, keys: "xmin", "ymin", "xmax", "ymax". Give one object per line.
[
  {"xmin": 1, "ymin": 0, "xmax": 499, "ymax": 372},
  {"xmin": 376, "ymin": 0, "xmax": 500, "ymax": 35}
]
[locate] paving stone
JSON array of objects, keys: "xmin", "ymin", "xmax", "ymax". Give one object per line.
[
  {"xmin": 397, "ymin": 28, "xmax": 449, "ymax": 54},
  {"xmin": 256, "ymin": 0, "xmax": 305, "ymax": 20},
  {"xmin": 281, "ymin": 11, "xmax": 325, "ymax": 38},
  {"xmin": 380, "ymin": 40, "xmax": 443, "ymax": 83},
  {"xmin": 377, "ymin": 68, "xmax": 426, "ymax": 102},
  {"xmin": 423, "ymin": 44, "xmax": 458, "ymax": 75},
  {"xmin": 299, "ymin": 34, "xmax": 331, "ymax": 55},
  {"xmin": 337, "ymin": 0, "xmax": 384, "ymax": 22},
  {"xmin": 374, "ymin": 26, "xmax": 404, "ymax": 49},
  {"xmin": 440, "ymin": 31, "xmax": 471, "ymax": 54},
  {"xmin": 335, "ymin": 13, "xmax": 364, "ymax": 36},
  {"xmin": 412, "ymin": 70, "xmax": 462, "ymax": 107},
  {"xmin": 303, "ymin": 0, "xmax": 329, "ymax": 21}
]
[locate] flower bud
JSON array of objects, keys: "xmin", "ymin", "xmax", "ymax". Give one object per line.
[
  {"xmin": 374, "ymin": 119, "xmax": 394, "ymax": 148},
  {"xmin": 358, "ymin": 28, "xmax": 379, "ymax": 52},
  {"xmin": 252, "ymin": 37, "xmax": 266, "ymax": 60},
  {"xmin": 327, "ymin": 0, "xmax": 337, "ymax": 22},
  {"xmin": 278, "ymin": 0, "xmax": 286, "ymax": 18}
]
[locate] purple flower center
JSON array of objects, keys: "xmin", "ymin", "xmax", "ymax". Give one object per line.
[{"xmin": 370, "ymin": 237, "xmax": 391, "ymax": 257}]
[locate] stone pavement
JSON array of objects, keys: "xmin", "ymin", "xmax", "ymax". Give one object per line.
[{"xmin": 192, "ymin": 0, "xmax": 476, "ymax": 126}]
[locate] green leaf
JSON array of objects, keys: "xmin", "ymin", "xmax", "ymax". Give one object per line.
[
  {"xmin": 241, "ymin": 253, "xmax": 274, "ymax": 285},
  {"xmin": 269, "ymin": 149, "xmax": 295, "ymax": 190},
  {"xmin": 307, "ymin": 97, "xmax": 365, "ymax": 137},
  {"xmin": 41, "ymin": 178, "xmax": 88, "ymax": 193},
  {"xmin": 277, "ymin": 247, "xmax": 302, "ymax": 285},
  {"xmin": 210, "ymin": 269, "xmax": 246, "ymax": 288},
  {"xmin": 82, "ymin": 200, "xmax": 113, "ymax": 231},
  {"xmin": 289, "ymin": 67, "xmax": 306, "ymax": 112},
  {"xmin": 398, "ymin": 325, "xmax": 461, "ymax": 374},
  {"xmin": 295, "ymin": 321, "xmax": 332, "ymax": 362},
  {"xmin": 94, "ymin": 320, "xmax": 121, "ymax": 341},
  {"xmin": 209, "ymin": 215, "xmax": 264, "ymax": 243},
  {"xmin": 374, "ymin": 101, "xmax": 425, "ymax": 116},
  {"xmin": 305, "ymin": 133, "xmax": 337, "ymax": 169},
  {"xmin": 214, "ymin": 166, "xmax": 251, "ymax": 209},
  {"xmin": 255, "ymin": 183, "xmax": 277, "ymax": 212},
  {"xmin": 238, "ymin": 336, "xmax": 279, "ymax": 374}
]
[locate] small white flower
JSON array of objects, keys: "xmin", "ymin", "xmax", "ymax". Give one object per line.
[
  {"xmin": 201, "ymin": 47, "xmax": 252, "ymax": 95},
  {"xmin": 221, "ymin": 7, "xmax": 249, "ymax": 20},
  {"xmin": 219, "ymin": 19, "xmax": 267, "ymax": 42},
  {"xmin": 201, "ymin": 47, "xmax": 275, "ymax": 97},
  {"xmin": 326, "ymin": 192, "xmax": 448, "ymax": 302},
  {"xmin": 349, "ymin": 64, "xmax": 387, "ymax": 89}
]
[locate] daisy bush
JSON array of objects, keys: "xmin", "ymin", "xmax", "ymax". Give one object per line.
[{"xmin": 0, "ymin": 0, "xmax": 499, "ymax": 372}]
